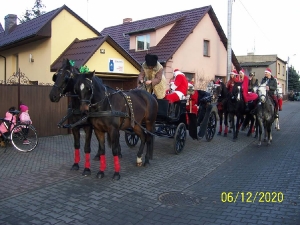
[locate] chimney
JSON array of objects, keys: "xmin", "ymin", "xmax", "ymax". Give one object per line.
[
  {"xmin": 123, "ymin": 18, "xmax": 132, "ymax": 24},
  {"xmin": 5, "ymin": 14, "xmax": 17, "ymax": 34}
]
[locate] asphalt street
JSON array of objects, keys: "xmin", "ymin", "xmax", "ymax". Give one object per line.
[{"xmin": 0, "ymin": 101, "xmax": 299, "ymax": 225}]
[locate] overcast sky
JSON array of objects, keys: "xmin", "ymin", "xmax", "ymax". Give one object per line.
[{"xmin": 1, "ymin": 0, "xmax": 299, "ymax": 72}]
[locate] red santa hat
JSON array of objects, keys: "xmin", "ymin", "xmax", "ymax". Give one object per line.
[
  {"xmin": 239, "ymin": 69, "xmax": 245, "ymax": 75},
  {"xmin": 230, "ymin": 69, "xmax": 238, "ymax": 75},
  {"xmin": 188, "ymin": 81, "xmax": 194, "ymax": 88},
  {"xmin": 265, "ymin": 68, "xmax": 272, "ymax": 74},
  {"xmin": 215, "ymin": 79, "xmax": 221, "ymax": 84},
  {"xmin": 173, "ymin": 69, "xmax": 184, "ymax": 77}
]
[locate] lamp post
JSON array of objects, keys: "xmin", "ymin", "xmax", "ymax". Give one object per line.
[{"xmin": 286, "ymin": 54, "xmax": 296, "ymax": 94}]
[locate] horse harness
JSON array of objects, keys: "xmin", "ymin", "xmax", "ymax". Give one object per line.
[{"xmin": 82, "ymin": 78, "xmax": 135, "ymax": 128}]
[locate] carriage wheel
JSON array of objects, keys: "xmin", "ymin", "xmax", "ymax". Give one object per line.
[
  {"xmin": 125, "ymin": 132, "xmax": 139, "ymax": 148},
  {"xmin": 173, "ymin": 123, "xmax": 186, "ymax": 155},
  {"xmin": 205, "ymin": 111, "xmax": 217, "ymax": 142}
]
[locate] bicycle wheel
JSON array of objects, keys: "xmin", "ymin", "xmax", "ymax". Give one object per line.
[{"xmin": 11, "ymin": 125, "xmax": 38, "ymax": 152}]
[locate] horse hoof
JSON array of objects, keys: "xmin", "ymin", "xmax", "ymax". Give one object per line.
[
  {"xmin": 136, "ymin": 162, "xmax": 143, "ymax": 167},
  {"xmin": 118, "ymin": 153, "xmax": 123, "ymax": 159},
  {"xmin": 217, "ymin": 132, "xmax": 221, "ymax": 135},
  {"xmin": 143, "ymin": 160, "xmax": 150, "ymax": 167},
  {"xmin": 93, "ymin": 155, "xmax": 100, "ymax": 161},
  {"xmin": 71, "ymin": 163, "xmax": 79, "ymax": 170},
  {"xmin": 223, "ymin": 133, "xmax": 227, "ymax": 137},
  {"xmin": 82, "ymin": 168, "xmax": 91, "ymax": 176},
  {"xmin": 112, "ymin": 172, "xmax": 120, "ymax": 180},
  {"xmin": 247, "ymin": 132, "xmax": 251, "ymax": 137},
  {"xmin": 96, "ymin": 171, "xmax": 105, "ymax": 179},
  {"xmin": 229, "ymin": 130, "xmax": 232, "ymax": 133}
]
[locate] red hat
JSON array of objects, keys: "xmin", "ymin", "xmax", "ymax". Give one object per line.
[
  {"xmin": 173, "ymin": 69, "xmax": 184, "ymax": 77},
  {"xmin": 230, "ymin": 69, "xmax": 238, "ymax": 75},
  {"xmin": 239, "ymin": 69, "xmax": 245, "ymax": 75},
  {"xmin": 265, "ymin": 68, "xmax": 272, "ymax": 74},
  {"xmin": 215, "ymin": 79, "xmax": 221, "ymax": 84}
]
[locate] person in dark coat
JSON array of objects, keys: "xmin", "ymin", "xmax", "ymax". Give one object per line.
[
  {"xmin": 260, "ymin": 68, "xmax": 279, "ymax": 117},
  {"xmin": 248, "ymin": 72, "xmax": 258, "ymax": 92}
]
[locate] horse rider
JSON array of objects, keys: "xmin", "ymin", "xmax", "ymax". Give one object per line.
[
  {"xmin": 226, "ymin": 69, "xmax": 239, "ymax": 93},
  {"xmin": 164, "ymin": 69, "xmax": 188, "ymax": 103},
  {"xmin": 248, "ymin": 72, "xmax": 258, "ymax": 93},
  {"xmin": 239, "ymin": 69, "xmax": 258, "ymax": 112},
  {"xmin": 137, "ymin": 54, "xmax": 166, "ymax": 99},
  {"xmin": 261, "ymin": 68, "xmax": 279, "ymax": 117}
]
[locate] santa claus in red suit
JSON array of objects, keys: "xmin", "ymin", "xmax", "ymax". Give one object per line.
[{"xmin": 165, "ymin": 69, "xmax": 188, "ymax": 103}]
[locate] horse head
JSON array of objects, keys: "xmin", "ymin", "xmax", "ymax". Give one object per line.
[
  {"xmin": 49, "ymin": 58, "xmax": 78, "ymax": 102},
  {"xmin": 230, "ymin": 82, "xmax": 243, "ymax": 102},
  {"xmin": 257, "ymin": 82, "xmax": 267, "ymax": 103},
  {"xmin": 74, "ymin": 71, "xmax": 105, "ymax": 112}
]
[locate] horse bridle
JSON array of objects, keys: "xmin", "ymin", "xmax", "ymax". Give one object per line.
[
  {"xmin": 78, "ymin": 78, "xmax": 110, "ymax": 108},
  {"xmin": 53, "ymin": 69, "xmax": 73, "ymax": 96}
]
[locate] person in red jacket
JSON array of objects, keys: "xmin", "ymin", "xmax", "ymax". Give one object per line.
[
  {"xmin": 164, "ymin": 69, "xmax": 188, "ymax": 103},
  {"xmin": 226, "ymin": 69, "xmax": 239, "ymax": 93},
  {"xmin": 186, "ymin": 81, "xmax": 198, "ymax": 114},
  {"xmin": 239, "ymin": 69, "xmax": 258, "ymax": 111}
]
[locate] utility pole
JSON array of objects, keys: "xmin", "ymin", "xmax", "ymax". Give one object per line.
[
  {"xmin": 226, "ymin": 0, "xmax": 233, "ymax": 82},
  {"xmin": 287, "ymin": 56, "xmax": 289, "ymax": 95}
]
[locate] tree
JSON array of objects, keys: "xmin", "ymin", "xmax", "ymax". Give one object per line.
[
  {"xmin": 288, "ymin": 66, "xmax": 300, "ymax": 92},
  {"xmin": 19, "ymin": 0, "xmax": 46, "ymax": 23}
]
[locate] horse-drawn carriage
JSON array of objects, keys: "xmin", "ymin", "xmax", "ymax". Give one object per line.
[
  {"xmin": 49, "ymin": 59, "xmax": 217, "ymax": 178},
  {"xmin": 124, "ymin": 95, "xmax": 217, "ymax": 155}
]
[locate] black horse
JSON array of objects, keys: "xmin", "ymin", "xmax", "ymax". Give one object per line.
[
  {"xmin": 212, "ymin": 82, "xmax": 229, "ymax": 137},
  {"xmin": 49, "ymin": 59, "xmax": 120, "ymax": 176},
  {"xmin": 74, "ymin": 72, "xmax": 158, "ymax": 179},
  {"xmin": 255, "ymin": 83, "xmax": 275, "ymax": 146},
  {"xmin": 227, "ymin": 82, "xmax": 256, "ymax": 141}
]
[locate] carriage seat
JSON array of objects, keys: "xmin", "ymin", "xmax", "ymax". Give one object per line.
[{"xmin": 157, "ymin": 99, "xmax": 186, "ymax": 119}]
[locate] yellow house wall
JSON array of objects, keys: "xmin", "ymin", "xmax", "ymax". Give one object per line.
[
  {"xmin": 166, "ymin": 14, "xmax": 229, "ymax": 88},
  {"xmin": 0, "ymin": 9, "xmax": 99, "ymax": 84},
  {"xmin": 85, "ymin": 41, "xmax": 139, "ymax": 74},
  {"xmin": 0, "ymin": 39, "xmax": 51, "ymax": 84},
  {"xmin": 50, "ymin": 9, "xmax": 98, "ymax": 64}
]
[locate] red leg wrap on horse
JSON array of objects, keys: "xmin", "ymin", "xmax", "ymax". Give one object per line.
[
  {"xmin": 219, "ymin": 125, "xmax": 222, "ymax": 132},
  {"xmin": 224, "ymin": 126, "xmax": 228, "ymax": 133},
  {"xmin": 114, "ymin": 156, "xmax": 121, "ymax": 172},
  {"xmin": 278, "ymin": 98, "xmax": 282, "ymax": 110},
  {"xmin": 84, "ymin": 153, "xmax": 90, "ymax": 168},
  {"xmin": 74, "ymin": 149, "xmax": 80, "ymax": 163},
  {"xmin": 100, "ymin": 155, "xmax": 106, "ymax": 171}
]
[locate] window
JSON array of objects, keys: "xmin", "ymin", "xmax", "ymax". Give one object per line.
[
  {"xmin": 203, "ymin": 40, "xmax": 210, "ymax": 56},
  {"xmin": 184, "ymin": 72, "xmax": 194, "ymax": 82},
  {"xmin": 136, "ymin": 35, "xmax": 150, "ymax": 51},
  {"xmin": 277, "ymin": 63, "xmax": 280, "ymax": 74}
]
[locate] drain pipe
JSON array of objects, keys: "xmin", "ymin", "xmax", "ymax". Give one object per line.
[{"xmin": 0, "ymin": 55, "xmax": 6, "ymax": 84}]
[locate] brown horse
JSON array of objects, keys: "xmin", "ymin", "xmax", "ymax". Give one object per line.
[
  {"xmin": 49, "ymin": 59, "xmax": 121, "ymax": 176},
  {"xmin": 74, "ymin": 72, "xmax": 158, "ymax": 179}
]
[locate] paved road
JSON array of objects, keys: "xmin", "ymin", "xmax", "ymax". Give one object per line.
[{"xmin": 0, "ymin": 101, "xmax": 299, "ymax": 225}]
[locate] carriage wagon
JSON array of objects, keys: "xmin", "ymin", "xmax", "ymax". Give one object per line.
[{"xmin": 124, "ymin": 93, "xmax": 217, "ymax": 154}]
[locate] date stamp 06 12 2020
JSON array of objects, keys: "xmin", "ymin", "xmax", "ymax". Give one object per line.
[{"xmin": 221, "ymin": 192, "xmax": 284, "ymax": 203}]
